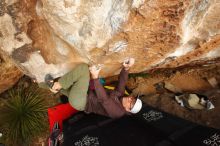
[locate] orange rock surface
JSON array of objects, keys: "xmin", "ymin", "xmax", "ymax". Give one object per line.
[
  {"xmin": 0, "ymin": 0, "xmax": 220, "ymax": 84},
  {"xmin": 0, "ymin": 51, "xmax": 23, "ymax": 93}
]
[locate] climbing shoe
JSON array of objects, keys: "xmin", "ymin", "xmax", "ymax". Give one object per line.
[{"xmin": 45, "ymin": 74, "xmax": 55, "ymax": 88}]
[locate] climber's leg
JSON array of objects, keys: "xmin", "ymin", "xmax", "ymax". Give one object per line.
[{"xmin": 58, "ymin": 63, "xmax": 90, "ymax": 111}]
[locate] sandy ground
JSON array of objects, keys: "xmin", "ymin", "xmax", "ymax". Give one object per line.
[{"xmin": 125, "ymin": 64, "xmax": 220, "ymax": 129}]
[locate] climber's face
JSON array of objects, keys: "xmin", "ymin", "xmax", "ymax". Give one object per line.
[{"xmin": 121, "ymin": 96, "xmax": 136, "ymax": 112}]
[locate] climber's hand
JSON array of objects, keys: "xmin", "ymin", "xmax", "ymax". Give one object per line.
[
  {"xmin": 50, "ymin": 82, "xmax": 61, "ymax": 93},
  {"xmin": 89, "ymin": 64, "xmax": 102, "ymax": 79},
  {"xmin": 49, "ymin": 88, "xmax": 59, "ymax": 94},
  {"xmin": 123, "ymin": 58, "xmax": 135, "ymax": 70}
]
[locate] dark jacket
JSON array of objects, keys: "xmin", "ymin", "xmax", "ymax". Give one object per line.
[{"xmin": 85, "ymin": 68, "xmax": 129, "ymax": 118}]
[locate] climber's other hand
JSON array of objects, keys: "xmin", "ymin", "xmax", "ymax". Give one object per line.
[
  {"xmin": 89, "ymin": 64, "xmax": 102, "ymax": 79},
  {"xmin": 123, "ymin": 58, "xmax": 135, "ymax": 70}
]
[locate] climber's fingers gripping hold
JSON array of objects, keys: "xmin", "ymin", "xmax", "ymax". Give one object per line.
[
  {"xmin": 123, "ymin": 58, "xmax": 135, "ymax": 70},
  {"xmin": 89, "ymin": 64, "xmax": 102, "ymax": 79}
]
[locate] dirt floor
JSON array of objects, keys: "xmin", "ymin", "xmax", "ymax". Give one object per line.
[{"xmin": 123, "ymin": 63, "xmax": 220, "ymax": 129}]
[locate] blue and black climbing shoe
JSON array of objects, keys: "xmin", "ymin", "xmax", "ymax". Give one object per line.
[{"xmin": 45, "ymin": 74, "xmax": 54, "ymax": 88}]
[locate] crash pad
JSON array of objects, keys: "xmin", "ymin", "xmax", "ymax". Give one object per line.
[{"xmin": 62, "ymin": 104, "xmax": 220, "ymax": 146}]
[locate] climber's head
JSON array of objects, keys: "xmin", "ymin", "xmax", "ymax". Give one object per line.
[{"xmin": 121, "ymin": 96, "xmax": 142, "ymax": 114}]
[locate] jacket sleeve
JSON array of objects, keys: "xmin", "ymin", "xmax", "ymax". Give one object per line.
[
  {"xmin": 93, "ymin": 79, "xmax": 109, "ymax": 100},
  {"xmin": 93, "ymin": 79, "xmax": 124, "ymax": 118},
  {"xmin": 115, "ymin": 68, "xmax": 129, "ymax": 96}
]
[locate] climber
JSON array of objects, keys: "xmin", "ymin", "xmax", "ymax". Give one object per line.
[{"xmin": 39, "ymin": 58, "xmax": 142, "ymax": 118}]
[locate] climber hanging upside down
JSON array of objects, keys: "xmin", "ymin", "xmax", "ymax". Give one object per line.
[{"xmin": 39, "ymin": 58, "xmax": 142, "ymax": 118}]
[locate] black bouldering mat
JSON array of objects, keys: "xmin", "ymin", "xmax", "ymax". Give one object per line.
[
  {"xmin": 63, "ymin": 104, "xmax": 220, "ymax": 146},
  {"xmin": 63, "ymin": 114, "xmax": 166, "ymax": 146}
]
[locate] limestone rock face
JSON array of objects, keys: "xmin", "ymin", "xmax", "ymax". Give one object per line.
[
  {"xmin": 0, "ymin": 51, "xmax": 23, "ymax": 93},
  {"xmin": 0, "ymin": 0, "xmax": 220, "ymax": 83}
]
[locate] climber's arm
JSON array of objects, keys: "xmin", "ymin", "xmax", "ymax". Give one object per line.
[{"xmin": 115, "ymin": 58, "xmax": 135, "ymax": 96}]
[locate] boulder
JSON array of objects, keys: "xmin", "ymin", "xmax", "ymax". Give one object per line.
[
  {"xmin": 0, "ymin": 51, "xmax": 23, "ymax": 93},
  {"xmin": 0, "ymin": 0, "xmax": 220, "ymax": 83}
]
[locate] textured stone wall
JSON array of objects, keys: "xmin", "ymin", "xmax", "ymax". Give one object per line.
[
  {"xmin": 0, "ymin": 0, "xmax": 220, "ymax": 84},
  {"xmin": 0, "ymin": 50, "xmax": 23, "ymax": 93}
]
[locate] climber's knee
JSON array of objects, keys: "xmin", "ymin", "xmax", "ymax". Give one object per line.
[{"xmin": 69, "ymin": 94, "xmax": 87, "ymax": 111}]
